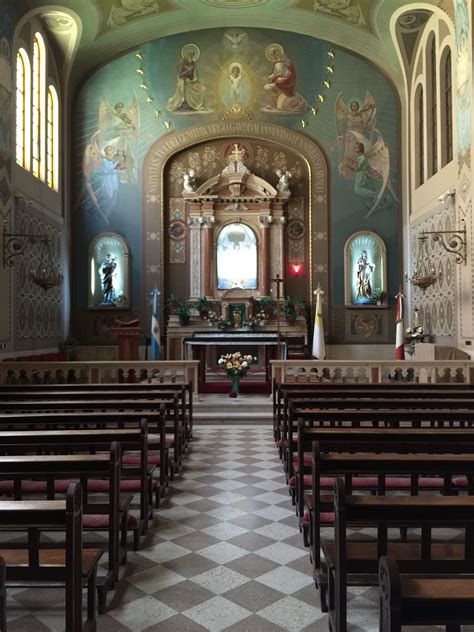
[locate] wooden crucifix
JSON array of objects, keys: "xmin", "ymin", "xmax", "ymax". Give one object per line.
[{"xmin": 271, "ymin": 274, "xmax": 284, "ymax": 360}]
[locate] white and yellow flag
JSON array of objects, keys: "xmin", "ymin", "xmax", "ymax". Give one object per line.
[{"xmin": 312, "ymin": 286, "xmax": 326, "ymax": 359}]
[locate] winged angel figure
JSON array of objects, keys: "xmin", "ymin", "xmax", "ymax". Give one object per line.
[
  {"xmin": 333, "ymin": 92, "xmax": 397, "ymax": 217},
  {"xmin": 81, "ymin": 95, "xmax": 139, "ymax": 223}
]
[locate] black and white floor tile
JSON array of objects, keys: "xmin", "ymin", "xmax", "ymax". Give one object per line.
[{"xmin": 3, "ymin": 425, "xmax": 455, "ymax": 631}]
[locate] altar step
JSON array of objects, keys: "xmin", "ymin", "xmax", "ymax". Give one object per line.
[{"xmin": 194, "ymin": 394, "xmax": 272, "ymax": 425}]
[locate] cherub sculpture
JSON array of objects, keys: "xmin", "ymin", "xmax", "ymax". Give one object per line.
[
  {"xmin": 276, "ymin": 169, "xmax": 292, "ymax": 194},
  {"xmin": 183, "ymin": 169, "xmax": 197, "ymax": 194}
]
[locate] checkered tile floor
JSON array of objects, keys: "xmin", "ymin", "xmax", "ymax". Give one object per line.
[{"xmin": 4, "ymin": 426, "xmax": 452, "ymax": 631}]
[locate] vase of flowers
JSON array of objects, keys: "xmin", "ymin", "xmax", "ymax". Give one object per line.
[
  {"xmin": 259, "ymin": 296, "xmax": 276, "ymax": 319},
  {"xmin": 207, "ymin": 310, "xmax": 230, "ymax": 330},
  {"xmin": 406, "ymin": 325, "xmax": 426, "ymax": 342},
  {"xmin": 218, "ymin": 352, "xmax": 256, "ymax": 398},
  {"xmin": 242, "ymin": 310, "xmax": 266, "ymax": 330}
]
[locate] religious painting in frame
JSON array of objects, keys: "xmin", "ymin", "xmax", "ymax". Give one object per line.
[
  {"xmin": 344, "ymin": 231, "xmax": 387, "ymax": 307},
  {"xmin": 217, "ymin": 222, "xmax": 257, "ymax": 290}
]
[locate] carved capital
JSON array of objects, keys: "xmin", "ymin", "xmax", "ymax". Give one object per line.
[{"xmin": 259, "ymin": 216, "xmax": 273, "ymax": 228}]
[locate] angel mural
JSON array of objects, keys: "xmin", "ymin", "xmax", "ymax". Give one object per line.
[
  {"xmin": 81, "ymin": 94, "xmax": 139, "ymax": 222},
  {"xmin": 107, "ymin": 0, "xmax": 159, "ymax": 29},
  {"xmin": 333, "ymin": 92, "xmax": 397, "ymax": 217},
  {"xmin": 334, "ymin": 92, "xmax": 376, "ymax": 179}
]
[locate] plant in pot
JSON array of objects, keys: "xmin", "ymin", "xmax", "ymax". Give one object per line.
[
  {"xmin": 259, "ymin": 295, "xmax": 276, "ymax": 319},
  {"xmin": 168, "ymin": 293, "xmax": 181, "ymax": 314},
  {"xmin": 196, "ymin": 297, "xmax": 213, "ymax": 320},
  {"xmin": 282, "ymin": 296, "xmax": 297, "ymax": 325},
  {"xmin": 295, "ymin": 298, "xmax": 306, "ymax": 316},
  {"xmin": 176, "ymin": 301, "xmax": 191, "ymax": 326}
]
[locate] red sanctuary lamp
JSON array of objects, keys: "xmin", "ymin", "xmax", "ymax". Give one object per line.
[{"xmin": 290, "ymin": 263, "xmax": 303, "ymax": 276}]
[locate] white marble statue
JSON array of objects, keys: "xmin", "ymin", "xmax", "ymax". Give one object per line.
[
  {"xmin": 276, "ymin": 169, "xmax": 291, "ymax": 193},
  {"xmin": 183, "ymin": 169, "xmax": 197, "ymax": 193}
]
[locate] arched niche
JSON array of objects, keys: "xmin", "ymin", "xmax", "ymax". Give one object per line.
[
  {"xmin": 88, "ymin": 232, "xmax": 130, "ymax": 308},
  {"xmin": 142, "ymin": 120, "xmax": 329, "ymax": 323},
  {"xmin": 344, "ymin": 231, "xmax": 387, "ymax": 306}
]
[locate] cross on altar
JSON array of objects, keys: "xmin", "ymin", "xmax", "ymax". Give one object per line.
[{"xmin": 271, "ymin": 274, "xmax": 284, "ymax": 360}]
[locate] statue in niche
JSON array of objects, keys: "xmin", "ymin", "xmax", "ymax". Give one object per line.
[
  {"xmin": 276, "ymin": 169, "xmax": 291, "ymax": 194},
  {"xmin": 354, "ymin": 250, "xmax": 375, "ymax": 302},
  {"xmin": 100, "ymin": 254, "xmax": 118, "ymax": 305},
  {"xmin": 183, "ymin": 169, "xmax": 197, "ymax": 193}
]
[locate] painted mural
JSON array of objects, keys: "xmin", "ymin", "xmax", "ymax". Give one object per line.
[
  {"xmin": 295, "ymin": 0, "xmax": 372, "ymax": 31},
  {"xmin": 454, "ymin": 0, "xmax": 472, "ymax": 165},
  {"xmin": 72, "ymin": 27, "xmax": 400, "ymax": 329}
]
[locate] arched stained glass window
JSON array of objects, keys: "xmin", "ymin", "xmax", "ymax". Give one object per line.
[
  {"xmin": 15, "ymin": 48, "xmax": 31, "ymax": 169},
  {"xmin": 217, "ymin": 223, "xmax": 257, "ymax": 290},
  {"xmin": 46, "ymin": 85, "xmax": 59, "ymax": 190},
  {"xmin": 32, "ymin": 32, "xmax": 46, "ymax": 180}
]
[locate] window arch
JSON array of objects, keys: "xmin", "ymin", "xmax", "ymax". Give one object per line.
[
  {"xmin": 415, "ymin": 84, "xmax": 424, "ymax": 187},
  {"xmin": 15, "ymin": 28, "xmax": 60, "ymax": 190},
  {"xmin": 441, "ymin": 47, "xmax": 453, "ymax": 166},
  {"xmin": 32, "ymin": 32, "xmax": 46, "ymax": 180},
  {"xmin": 428, "ymin": 34, "xmax": 438, "ymax": 177},
  {"xmin": 15, "ymin": 48, "xmax": 31, "ymax": 170},
  {"xmin": 46, "ymin": 85, "xmax": 59, "ymax": 190}
]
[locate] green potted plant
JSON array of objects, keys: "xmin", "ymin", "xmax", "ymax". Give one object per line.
[
  {"xmin": 371, "ymin": 288, "xmax": 387, "ymax": 306},
  {"xmin": 295, "ymin": 298, "xmax": 306, "ymax": 316},
  {"xmin": 196, "ymin": 297, "xmax": 213, "ymax": 320},
  {"xmin": 176, "ymin": 301, "xmax": 191, "ymax": 326},
  {"xmin": 282, "ymin": 296, "xmax": 297, "ymax": 325},
  {"xmin": 259, "ymin": 295, "xmax": 276, "ymax": 319},
  {"xmin": 168, "ymin": 293, "xmax": 181, "ymax": 314}
]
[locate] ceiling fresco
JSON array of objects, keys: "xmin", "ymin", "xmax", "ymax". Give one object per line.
[
  {"xmin": 96, "ymin": 0, "xmax": 176, "ymax": 34},
  {"xmin": 294, "ymin": 0, "xmax": 374, "ymax": 33},
  {"xmin": 5, "ymin": 0, "xmax": 453, "ymax": 93}
]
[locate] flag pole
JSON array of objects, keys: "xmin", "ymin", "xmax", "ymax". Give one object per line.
[{"xmin": 150, "ymin": 288, "xmax": 161, "ymax": 361}]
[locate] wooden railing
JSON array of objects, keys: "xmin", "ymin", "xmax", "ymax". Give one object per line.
[
  {"xmin": 0, "ymin": 361, "xmax": 200, "ymax": 394},
  {"xmin": 271, "ymin": 359, "xmax": 474, "ymax": 386}
]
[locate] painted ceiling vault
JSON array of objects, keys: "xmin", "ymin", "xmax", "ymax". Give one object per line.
[{"xmin": 21, "ymin": 0, "xmax": 454, "ymax": 94}]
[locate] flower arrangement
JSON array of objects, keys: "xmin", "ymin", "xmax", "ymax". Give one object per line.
[
  {"xmin": 218, "ymin": 352, "xmax": 256, "ymax": 378},
  {"xmin": 206, "ymin": 310, "xmax": 231, "ymax": 330},
  {"xmin": 406, "ymin": 325, "xmax": 426, "ymax": 341},
  {"xmin": 242, "ymin": 310, "xmax": 267, "ymax": 329},
  {"xmin": 370, "ymin": 288, "xmax": 387, "ymax": 305}
]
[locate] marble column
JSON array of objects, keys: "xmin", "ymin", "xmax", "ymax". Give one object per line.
[
  {"xmin": 188, "ymin": 215, "xmax": 202, "ymax": 298},
  {"xmin": 259, "ymin": 215, "xmax": 272, "ymax": 296},
  {"xmin": 269, "ymin": 215, "xmax": 286, "ymax": 283},
  {"xmin": 201, "ymin": 215, "xmax": 215, "ymax": 297}
]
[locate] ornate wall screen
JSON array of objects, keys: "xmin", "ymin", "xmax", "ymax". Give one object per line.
[
  {"xmin": 88, "ymin": 233, "xmax": 130, "ymax": 308},
  {"xmin": 344, "ymin": 231, "xmax": 387, "ymax": 306},
  {"xmin": 142, "ymin": 121, "xmax": 329, "ymax": 326}
]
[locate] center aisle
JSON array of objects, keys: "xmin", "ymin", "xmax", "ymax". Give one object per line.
[{"xmin": 102, "ymin": 425, "xmax": 380, "ymax": 631}]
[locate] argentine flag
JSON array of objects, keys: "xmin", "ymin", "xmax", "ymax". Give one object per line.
[{"xmin": 151, "ymin": 313, "xmax": 161, "ymax": 360}]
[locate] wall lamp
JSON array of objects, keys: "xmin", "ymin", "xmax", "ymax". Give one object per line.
[
  {"xmin": 420, "ymin": 217, "xmax": 467, "ymax": 265},
  {"xmin": 2, "ymin": 221, "xmax": 63, "ymax": 290}
]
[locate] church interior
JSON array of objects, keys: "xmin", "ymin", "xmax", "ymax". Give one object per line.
[{"xmin": 0, "ymin": 0, "xmax": 474, "ymax": 630}]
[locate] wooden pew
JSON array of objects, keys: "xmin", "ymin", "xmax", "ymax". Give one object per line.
[
  {"xmin": 0, "ymin": 382, "xmax": 194, "ymax": 442},
  {"xmin": 294, "ymin": 424, "xmax": 474, "ymax": 519},
  {"xmin": 0, "ymin": 423, "xmax": 154, "ymax": 538},
  {"xmin": 286, "ymin": 405, "xmax": 474, "ymax": 479},
  {"xmin": 0, "ymin": 484, "xmax": 102, "ymax": 631},
  {"xmin": 0, "ymin": 395, "xmax": 183, "ymax": 474},
  {"xmin": 331, "ymin": 478, "xmax": 474, "ymax": 632},
  {"xmin": 308, "ymin": 443, "xmax": 474, "ymax": 613},
  {"xmin": 379, "ymin": 555, "xmax": 474, "ymax": 632},
  {"xmin": 0, "ymin": 406, "xmax": 168, "ymax": 500},
  {"xmin": 0, "ymin": 558, "xmax": 5, "ymax": 632},
  {"xmin": 273, "ymin": 381, "xmax": 474, "ymax": 441},
  {"xmin": 0, "ymin": 447, "xmax": 122, "ymax": 613}
]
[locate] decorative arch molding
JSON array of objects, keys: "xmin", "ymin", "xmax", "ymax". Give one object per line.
[{"xmin": 142, "ymin": 120, "xmax": 330, "ymax": 317}]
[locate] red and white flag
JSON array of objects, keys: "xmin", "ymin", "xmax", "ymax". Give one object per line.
[{"xmin": 395, "ymin": 290, "xmax": 405, "ymax": 360}]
